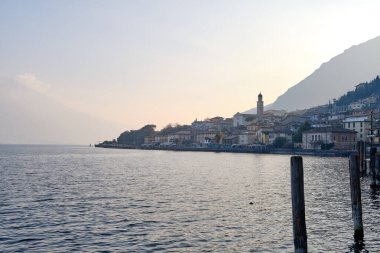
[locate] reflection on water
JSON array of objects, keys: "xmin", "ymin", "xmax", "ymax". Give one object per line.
[
  {"xmin": 349, "ymin": 241, "xmax": 368, "ymax": 253},
  {"xmin": 0, "ymin": 145, "xmax": 379, "ymax": 252}
]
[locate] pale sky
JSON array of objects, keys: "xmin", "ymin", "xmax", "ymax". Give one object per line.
[{"xmin": 1, "ymin": 0, "xmax": 380, "ymax": 143}]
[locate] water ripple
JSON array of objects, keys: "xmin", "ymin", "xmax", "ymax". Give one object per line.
[{"xmin": 0, "ymin": 146, "xmax": 379, "ymax": 252}]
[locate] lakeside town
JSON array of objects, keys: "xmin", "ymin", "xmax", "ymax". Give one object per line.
[{"xmin": 97, "ymin": 76, "xmax": 380, "ymax": 155}]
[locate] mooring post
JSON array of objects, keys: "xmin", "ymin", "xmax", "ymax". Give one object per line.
[
  {"xmin": 291, "ymin": 156, "xmax": 307, "ymax": 253},
  {"xmin": 376, "ymin": 154, "xmax": 380, "ymax": 188},
  {"xmin": 357, "ymin": 141, "xmax": 363, "ymax": 175},
  {"xmin": 349, "ymin": 153, "xmax": 364, "ymax": 242},
  {"xmin": 363, "ymin": 142, "xmax": 367, "ymax": 176},
  {"xmin": 370, "ymin": 147, "xmax": 377, "ymax": 188}
]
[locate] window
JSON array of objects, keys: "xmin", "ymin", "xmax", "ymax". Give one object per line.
[
  {"xmin": 360, "ymin": 134, "xmax": 363, "ymax": 139},
  {"xmin": 348, "ymin": 122, "xmax": 351, "ymax": 128},
  {"xmin": 353, "ymin": 122, "xmax": 356, "ymax": 128},
  {"xmin": 334, "ymin": 136, "xmax": 336, "ymax": 141},
  {"xmin": 361, "ymin": 122, "xmax": 363, "ymax": 127},
  {"xmin": 360, "ymin": 129, "xmax": 363, "ymax": 132},
  {"xmin": 312, "ymin": 135, "xmax": 314, "ymax": 141}
]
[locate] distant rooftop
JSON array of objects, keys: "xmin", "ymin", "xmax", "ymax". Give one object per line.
[
  {"xmin": 342, "ymin": 116, "xmax": 369, "ymax": 122},
  {"xmin": 304, "ymin": 128, "xmax": 356, "ymax": 134}
]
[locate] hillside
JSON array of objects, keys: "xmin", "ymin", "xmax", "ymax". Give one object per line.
[
  {"xmin": 335, "ymin": 76, "xmax": 380, "ymax": 106},
  {"xmin": 246, "ymin": 36, "xmax": 380, "ymax": 113}
]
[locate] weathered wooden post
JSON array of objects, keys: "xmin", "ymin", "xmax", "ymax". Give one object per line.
[
  {"xmin": 376, "ymin": 154, "xmax": 380, "ymax": 188},
  {"xmin": 370, "ymin": 147, "xmax": 377, "ymax": 188},
  {"xmin": 291, "ymin": 156, "xmax": 307, "ymax": 253},
  {"xmin": 349, "ymin": 153, "xmax": 364, "ymax": 242},
  {"xmin": 358, "ymin": 141, "xmax": 367, "ymax": 176},
  {"xmin": 363, "ymin": 142, "xmax": 367, "ymax": 176},
  {"xmin": 357, "ymin": 141, "xmax": 363, "ymax": 175},
  {"xmin": 362, "ymin": 141, "xmax": 366, "ymax": 176}
]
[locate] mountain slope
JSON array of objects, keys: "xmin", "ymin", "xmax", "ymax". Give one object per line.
[{"xmin": 249, "ymin": 36, "xmax": 380, "ymax": 113}]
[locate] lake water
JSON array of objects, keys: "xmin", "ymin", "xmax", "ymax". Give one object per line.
[{"xmin": 0, "ymin": 145, "xmax": 379, "ymax": 252}]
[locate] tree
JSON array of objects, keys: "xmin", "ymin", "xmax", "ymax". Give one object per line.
[
  {"xmin": 335, "ymin": 75, "xmax": 380, "ymax": 106},
  {"xmin": 273, "ymin": 137, "xmax": 288, "ymax": 148},
  {"xmin": 214, "ymin": 132, "xmax": 223, "ymax": 144},
  {"xmin": 159, "ymin": 123, "xmax": 190, "ymax": 136},
  {"xmin": 117, "ymin": 124, "xmax": 156, "ymax": 145},
  {"xmin": 292, "ymin": 121, "xmax": 311, "ymax": 143}
]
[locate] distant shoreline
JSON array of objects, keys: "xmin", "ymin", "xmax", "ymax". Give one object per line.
[{"xmin": 94, "ymin": 143, "xmax": 352, "ymax": 157}]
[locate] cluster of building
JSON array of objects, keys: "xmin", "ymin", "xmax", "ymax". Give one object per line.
[{"xmin": 144, "ymin": 92, "xmax": 380, "ymax": 151}]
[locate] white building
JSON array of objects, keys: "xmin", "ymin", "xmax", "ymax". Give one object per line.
[
  {"xmin": 302, "ymin": 128, "xmax": 356, "ymax": 150},
  {"xmin": 238, "ymin": 132, "xmax": 257, "ymax": 145},
  {"xmin": 342, "ymin": 116, "xmax": 370, "ymax": 142},
  {"xmin": 348, "ymin": 102, "xmax": 366, "ymax": 111},
  {"xmin": 167, "ymin": 131, "xmax": 192, "ymax": 144},
  {"xmin": 233, "ymin": 113, "xmax": 255, "ymax": 127},
  {"xmin": 195, "ymin": 132, "xmax": 217, "ymax": 144}
]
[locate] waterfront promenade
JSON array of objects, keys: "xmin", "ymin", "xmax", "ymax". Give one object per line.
[{"xmin": 95, "ymin": 143, "xmax": 352, "ymax": 157}]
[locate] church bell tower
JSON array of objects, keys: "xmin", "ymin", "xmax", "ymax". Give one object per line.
[{"xmin": 257, "ymin": 93, "xmax": 264, "ymax": 116}]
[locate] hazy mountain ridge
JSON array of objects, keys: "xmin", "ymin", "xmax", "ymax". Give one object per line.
[
  {"xmin": 246, "ymin": 36, "xmax": 380, "ymax": 113},
  {"xmin": 0, "ymin": 77, "xmax": 122, "ymax": 144},
  {"xmin": 273, "ymin": 36, "xmax": 380, "ymax": 110}
]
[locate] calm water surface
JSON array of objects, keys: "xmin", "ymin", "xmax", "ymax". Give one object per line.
[{"xmin": 0, "ymin": 145, "xmax": 379, "ymax": 252}]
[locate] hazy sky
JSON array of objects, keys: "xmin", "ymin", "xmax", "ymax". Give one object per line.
[{"xmin": 1, "ymin": 0, "xmax": 380, "ymax": 142}]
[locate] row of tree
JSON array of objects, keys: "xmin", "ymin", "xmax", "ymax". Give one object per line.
[
  {"xmin": 116, "ymin": 123, "xmax": 192, "ymax": 145},
  {"xmin": 336, "ymin": 76, "xmax": 380, "ymax": 106},
  {"xmin": 117, "ymin": 124, "xmax": 156, "ymax": 145}
]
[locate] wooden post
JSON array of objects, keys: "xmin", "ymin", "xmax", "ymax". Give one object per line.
[
  {"xmin": 376, "ymin": 154, "xmax": 380, "ymax": 188},
  {"xmin": 357, "ymin": 141, "xmax": 363, "ymax": 175},
  {"xmin": 370, "ymin": 147, "xmax": 376, "ymax": 188},
  {"xmin": 291, "ymin": 156, "xmax": 307, "ymax": 252},
  {"xmin": 358, "ymin": 141, "xmax": 367, "ymax": 176},
  {"xmin": 363, "ymin": 142, "xmax": 367, "ymax": 176},
  {"xmin": 349, "ymin": 153, "xmax": 364, "ymax": 242}
]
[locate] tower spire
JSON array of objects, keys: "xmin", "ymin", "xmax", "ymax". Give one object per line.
[{"xmin": 257, "ymin": 93, "xmax": 264, "ymax": 116}]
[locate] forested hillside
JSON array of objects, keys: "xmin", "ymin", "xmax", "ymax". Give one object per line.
[{"xmin": 335, "ymin": 76, "xmax": 380, "ymax": 106}]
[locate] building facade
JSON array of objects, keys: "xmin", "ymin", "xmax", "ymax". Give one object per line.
[
  {"xmin": 302, "ymin": 128, "xmax": 356, "ymax": 150},
  {"xmin": 233, "ymin": 113, "xmax": 255, "ymax": 127},
  {"xmin": 342, "ymin": 116, "xmax": 370, "ymax": 142},
  {"xmin": 168, "ymin": 131, "xmax": 192, "ymax": 144},
  {"xmin": 238, "ymin": 132, "xmax": 257, "ymax": 145},
  {"xmin": 195, "ymin": 132, "xmax": 218, "ymax": 144}
]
